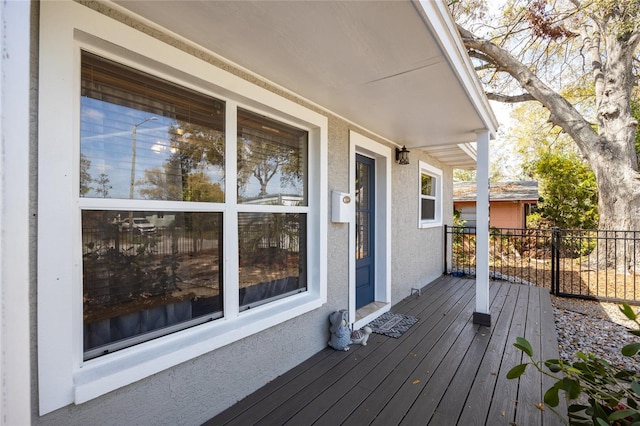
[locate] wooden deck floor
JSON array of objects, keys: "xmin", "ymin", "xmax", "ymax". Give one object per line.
[{"xmin": 205, "ymin": 276, "xmax": 566, "ymax": 426}]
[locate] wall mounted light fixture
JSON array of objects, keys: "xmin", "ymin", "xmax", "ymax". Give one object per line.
[{"xmin": 395, "ymin": 145, "xmax": 410, "ymax": 165}]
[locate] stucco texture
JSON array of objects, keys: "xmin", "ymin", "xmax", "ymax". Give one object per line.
[
  {"xmin": 33, "ymin": 4, "xmax": 336, "ymax": 425},
  {"xmin": 390, "ymin": 154, "xmax": 453, "ymax": 304},
  {"xmin": 33, "ymin": 3, "xmax": 454, "ymax": 425}
]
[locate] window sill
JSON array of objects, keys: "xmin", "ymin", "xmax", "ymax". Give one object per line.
[
  {"xmin": 73, "ymin": 291, "xmax": 323, "ymax": 404},
  {"xmin": 419, "ymin": 222, "xmax": 442, "ymax": 229}
]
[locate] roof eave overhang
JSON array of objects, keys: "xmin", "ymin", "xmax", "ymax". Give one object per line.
[{"xmin": 415, "ymin": 0, "xmax": 499, "ymax": 139}]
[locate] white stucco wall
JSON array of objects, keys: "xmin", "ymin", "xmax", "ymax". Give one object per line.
[
  {"xmin": 390, "ymin": 153, "xmax": 453, "ymax": 305},
  {"xmin": 30, "ymin": 3, "xmax": 456, "ymax": 424}
]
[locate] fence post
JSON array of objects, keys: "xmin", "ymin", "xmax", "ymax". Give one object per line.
[
  {"xmin": 550, "ymin": 228, "xmax": 560, "ymax": 295},
  {"xmin": 550, "ymin": 228, "xmax": 555, "ymax": 294},
  {"xmin": 443, "ymin": 225, "xmax": 448, "ymax": 275}
]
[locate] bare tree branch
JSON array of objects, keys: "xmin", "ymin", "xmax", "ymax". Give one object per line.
[
  {"xmin": 468, "ymin": 50, "xmax": 496, "ymax": 66},
  {"xmin": 486, "ymin": 92, "xmax": 536, "ymax": 103},
  {"xmin": 458, "ymin": 24, "xmax": 599, "ymax": 154}
]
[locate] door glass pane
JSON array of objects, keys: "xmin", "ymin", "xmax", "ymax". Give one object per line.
[
  {"xmin": 237, "ymin": 109, "xmax": 308, "ymax": 205},
  {"xmin": 82, "ymin": 210, "xmax": 223, "ymax": 359},
  {"xmin": 80, "ymin": 52, "xmax": 225, "ymax": 201},
  {"xmin": 238, "ymin": 212, "xmax": 307, "ymax": 309},
  {"xmin": 356, "ymin": 162, "xmax": 370, "ymax": 209},
  {"xmin": 356, "ymin": 160, "xmax": 371, "ymax": 260},
  {"xmin": 356, "ymin": 211, "xmax": 370, "ymax": 260}
]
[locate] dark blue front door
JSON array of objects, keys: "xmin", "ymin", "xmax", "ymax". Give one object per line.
[{"xmin": 355, "ymin": 154, "xmax": 375, "ymax": 309}]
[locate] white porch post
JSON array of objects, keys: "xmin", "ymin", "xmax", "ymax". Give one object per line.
[
  {"xmin": 1, "ymin": 0, "xmax": 32, "ymax": 424},
  {"xmin": 473, "ymin": 130, "xmax": 491, "ymax": 326}
]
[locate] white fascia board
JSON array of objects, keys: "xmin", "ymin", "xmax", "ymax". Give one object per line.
[
  {"xmin": 415, "ymin": 0, "xmax": 499, "ymax": 138},
  {"xmin": 458, "ymin": 142, "xmax": 477, "ymax": 163}
]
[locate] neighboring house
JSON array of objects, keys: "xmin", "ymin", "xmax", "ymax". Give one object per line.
[
  {"xmin": 454, "ymin": 181, "xmax": 539, "ymax": 229},
  {"xmin": 0, "ymin": 1, "xmax": 498, "ymax": 424}
]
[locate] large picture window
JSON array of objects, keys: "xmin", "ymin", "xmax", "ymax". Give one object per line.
[
  {"xmin": 80, "ymin": 52, "xmax": 227, "ymax": 358},
  {"xmin": 38, "ymin": 3, "xmax": 326, "ymax": 411},
  {"xmin": 79, "ymin": 53, "xmax": 311, "ymax": 358}
]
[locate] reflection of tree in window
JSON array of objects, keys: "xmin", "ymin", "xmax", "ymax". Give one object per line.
[
  {"xmin": 422, "ymin": 174, "xmax": 434, "ymax": 196},
  {"xmin": 80, "ymin": 153, "xmax": 92, "ymax": 196},
  {"xmin": 237, "ymin": 109, "xmax": 307, "ymax": 203},
  {"xmin": 80, "ymin": 51, "xmax": 225, "ymax": 201},
  {"xmin": 95, "ymin": 173, "xmax": 112, "ymax": 198},
  {"xmin": 138, "ymin": 121, "xmax": 225, "ymax": 202}
]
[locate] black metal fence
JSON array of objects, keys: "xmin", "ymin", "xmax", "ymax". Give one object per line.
[{"xmin": 444, "ymin": 225, "xmax": 640, "ymax": 304}]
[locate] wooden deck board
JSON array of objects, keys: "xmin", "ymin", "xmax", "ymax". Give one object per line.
[
  {"xmin": 342, "ymin": 283, "xmax": 479, "ymax": 424},
  {"xmin": 426, "ymin": 283, "xmax": 511, "ymax": 425},
  {"xmin": 539, "ymin": 287, "xmax": 568, "ymax": 424},
  {"xmin": 379, "ymin": 283, "xmax": 506, "ymax": 425},
  {"xmin": 293, "ymin": 278, "xmax": 477, "ymax": 425},
  {"xmin": 483, "ymin": 284, "xmax": 530, "ymax": 424},
  {"xmin": 283, "ymin": 278, "xmax": 471, "ymax": 425},
  {"xmin": 516, "ymin": 286, "xmax": 544, "ymax": 426},
  {"xmin": 205, "ymin": 277, "xmax": 565, "ymax": 426},
  {"xmin": 365, "ymin": 298, "xmax": 479, "ymax": 424},
  {"xmin": 455, "ymin": 284, "xmax": 523, "ymax": 425}
]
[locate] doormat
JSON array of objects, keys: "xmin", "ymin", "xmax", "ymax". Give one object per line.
[{"xmin": 366, "ymin": 312, "xmax": 419, "ymax": 338}]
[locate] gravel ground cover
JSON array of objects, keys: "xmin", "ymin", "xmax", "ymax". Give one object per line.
[{"xmin": 550, "ymin": 295, "xmax": 640, "ymax": 372}]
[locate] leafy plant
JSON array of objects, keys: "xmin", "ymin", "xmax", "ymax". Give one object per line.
[{"xmin": 507, "ymin": 303, "xmax": 640, "ymax": 425}]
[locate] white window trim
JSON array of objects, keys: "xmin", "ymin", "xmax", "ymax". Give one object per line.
[
  {"xmin": 418, "ymin": 161, "xmax": 443, "ymax": 228},
  {"xmin": 38, "ymin": 1, "xmax": 327, "ymax": 415}
]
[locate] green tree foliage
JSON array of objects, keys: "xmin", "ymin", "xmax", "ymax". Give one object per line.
[
  {"xmin": 451, "ymin": 0, "xmax": 640, "ymax": 239},
  {"xmin": 504, "ymin": 102, "xmax": 598, "ymax": 229},
  {"xmin": 453, "ymin": 168, "xmax": 476, "ymax": 183},
  {"xmin": 533, "ymin": 151, "xmax": 598, "ymax": 229}
]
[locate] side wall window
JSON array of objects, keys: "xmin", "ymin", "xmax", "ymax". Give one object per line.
[{"xmin": 418, "ymin": 161, "xmax": 442, "ymax": 228}]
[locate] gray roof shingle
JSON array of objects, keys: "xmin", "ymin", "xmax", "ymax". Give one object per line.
[{"xmin": 453, "ymin": 181, "xmax": 538, "ymax": 202}]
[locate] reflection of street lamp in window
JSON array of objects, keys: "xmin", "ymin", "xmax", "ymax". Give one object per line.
[{"xmin": 129, "ymin": 116, "xmax": 157, "ymax": 199}]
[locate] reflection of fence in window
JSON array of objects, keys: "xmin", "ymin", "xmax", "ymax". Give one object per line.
[
  {"xmin": 82, "ymin": 211, "xmax": 222, "ymax": 359},
  {"xmin": 238, "ymin": 213, "xmax": 306, "ymax": 309},
  {"xmin": 82, "ymin": 227, "xmax": 220, "ymax": 258},
  {"xmin": 239, "ymin": 224, "xmax": 300, "ymax": 252}
]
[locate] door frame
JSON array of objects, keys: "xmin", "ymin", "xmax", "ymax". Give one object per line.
[
  {"xmin": 349, "ymin": 131, "xmax": 391, "ymax": 329},
  {"xmin": 355, "ymin": 153, "xmax": 376, "ymax": 309}
]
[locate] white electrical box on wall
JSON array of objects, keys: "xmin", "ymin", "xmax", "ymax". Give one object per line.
[{"xmin": 331, "ymin": 191, "xmax": 353, "ymax": 223}]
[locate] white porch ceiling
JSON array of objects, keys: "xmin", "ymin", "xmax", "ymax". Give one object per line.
[{"xmin": 112, "ymin": 0, "xmax": 496, "ymax": 167}]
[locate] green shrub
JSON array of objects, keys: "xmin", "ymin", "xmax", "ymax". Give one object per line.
[{"xmin": 508, "ymin": 303, "xmax": 640, "ymax": 425}]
